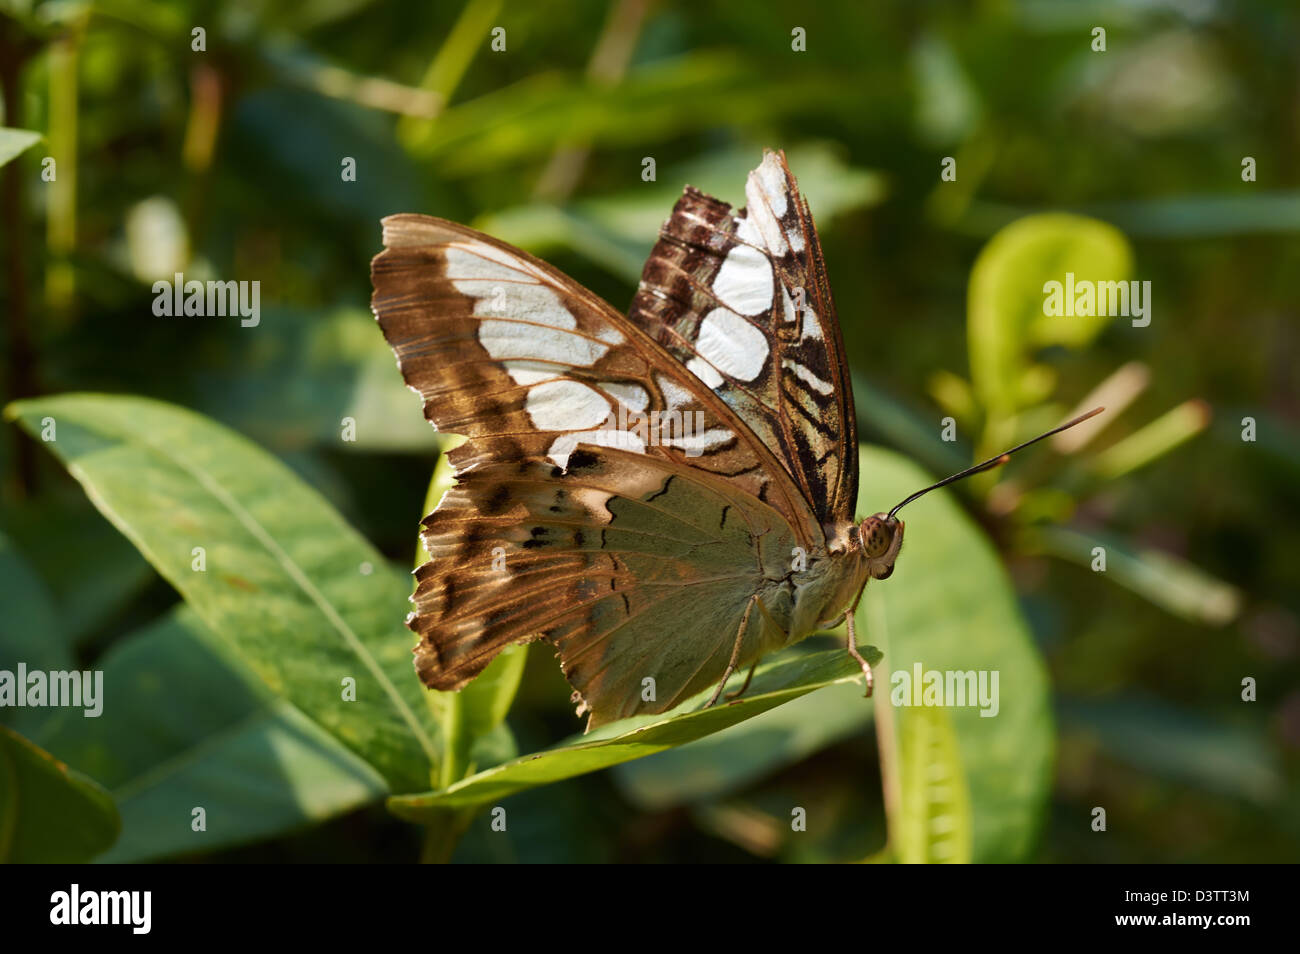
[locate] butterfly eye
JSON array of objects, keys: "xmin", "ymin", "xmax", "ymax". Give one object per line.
[{"xmin": 860, "ymin": 515, "xmax": 893, "ymax": 558}]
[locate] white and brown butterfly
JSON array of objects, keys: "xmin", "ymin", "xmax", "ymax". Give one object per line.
[{"xmin": 371, "ymin": 150, "xmax": 1100, "ymax": 728}]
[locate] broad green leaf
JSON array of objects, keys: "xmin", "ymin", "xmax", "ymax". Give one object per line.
[
  {"xmin": 417, "ymin": 444, "xmax": 527, "ymax": 786},
  {"xmin": 388, "ymin": 647, "xmax": 879, "ymax": 820},
  {"xmin": 968, "ymin": 214, "xmax": 1132, "ymax": 417},
  {"xmin": 6, "ymin": 394, "xmax": 439, "ymax": 793},
  {"xmin": 34, "ymin": 607, "xmax": 387, "ymax": 862},
  {"xmin": 858, "ymin": 446, "xmax": 1051, "ymax": 863},
  {"xmin": 0, "ymin": 725, "xmax": 119, "ymax": 863},
  {"xmin": 0, "ymin": 531, "xmax": 71, "ymax": 678},
  {"xmin": 895, "ymin": 705, "xmax": 972, "ymax": 863},
  {"xmin": 0, "ymin": 128, "xmax": 41, "ymax": 168}
]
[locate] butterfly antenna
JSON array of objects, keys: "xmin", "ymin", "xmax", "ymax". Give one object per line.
[{"xmin": 887, "ymin": 407, "xmax": 1105, "ymax": 519}]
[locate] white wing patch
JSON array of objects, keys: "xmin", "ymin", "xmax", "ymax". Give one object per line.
[
  {"xmin": 600, "ymin": 381, "xmax": 649, "ymax": 412},
  {"xmin": 478, "ymin": 320, "xmax": 608, "ymax": 366},
  {"xmin": 686, "ymin": 356, "xmax": 725, "ymax": 389},
  {"xmin": 712, "ymin": 244, "xmax": 773, "ymax": 316},
  {"xmin": 446, "ymin": 244, "xmax": 612, "ymax": 369},
  {"xmin": 696, "ymin": 307, "xmax": 769, "ymax": 383},
  {"xmin": 782, "ymin": 358, "xmax": 834, "ymax": 396},
  {"xmin": 525, "ymin": 379, "xmax": 611, "ymax": 431},
  {"xmin": 546, "ymin": 428, "xmax": 645, "ymax": 470},
  {"xmin": 504, "ymin": 360, "xmax": 557, "ymax": 386}
]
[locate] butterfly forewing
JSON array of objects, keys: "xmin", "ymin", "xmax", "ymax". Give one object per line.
[
  {"xmin": 372, "ymin": 214, "xmax": 815, "ymax": 537},
  {"xmin": 629, "ymin": 150, "xmax": 859, "ymax": 530}
]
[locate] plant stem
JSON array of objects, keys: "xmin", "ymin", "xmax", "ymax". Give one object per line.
[
  {"xmin": 867, "ymin": 591, "xmax": 902, "ymax": 855},
  {"xmin": 419, "ymin": 809, "xmax": 469, "ymax": 864},
  {"xmin": 45, "ymin": 14, "xmax": 85, "ymax": 321}
]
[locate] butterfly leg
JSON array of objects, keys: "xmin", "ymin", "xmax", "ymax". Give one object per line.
[
  {"xmin": 705, "ymin": 595, "xmax": 758, "ymax": 709},
  {"xmin": 725, "ymin": 661, "xmax": 758, "ymax": 701},
  {"xmin": 845, "ymin": 610, "xmax": 874, "ymax": 698}
]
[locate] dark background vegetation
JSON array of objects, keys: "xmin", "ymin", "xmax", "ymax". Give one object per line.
[{"xmin": 1, "ymin": 0, "xmax": 1297, "ymax": 862}]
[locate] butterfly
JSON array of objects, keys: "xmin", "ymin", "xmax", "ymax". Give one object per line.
[{"xmin": 371, "ymin": 150, "xmax": 1100, "ymax": 728}]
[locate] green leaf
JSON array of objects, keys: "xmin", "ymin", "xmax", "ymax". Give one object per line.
[
  {"xmin": 0, "ymin": 128, "xmax": 41, "ymax": 168},
  {"xmin": 6, "ymin": 394, "xmax": 439, "ymax": 793},
  {"xmin": 0, "ymin": 531, "xmax": 71, "ymax": 677},
  {"xmin": 858, "ymin": 446, "xmax": 1051, "ymax": 863},
  {"xmin": 968, "ymin": 214, "xmax": 1132, "ymax": 417},
  {"xmin": 896, "ymin": 705, "xmax": 973, "ymax": 863},
  {"xmin": 1, "ymin": 494, "xmax": 154, "ymax": 646},
  {"xmin": 612, "ymin": 674, "xmax": 872, "ymax": 810},
  {"xmin": 0, "ymin": 725, "xmax": 119, "ymax": 863},
  {"xmin": 34, "ymin": 607, "xmax": 387, "ymax": 862},
  {"xmin": 388, "ymin": 647, "xmax": 878, "ymax": 820}
]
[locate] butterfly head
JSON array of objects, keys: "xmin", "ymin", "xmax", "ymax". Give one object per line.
[{"xmin": 858, "ymin": 514, "xmax": 904, "ymax": 580}]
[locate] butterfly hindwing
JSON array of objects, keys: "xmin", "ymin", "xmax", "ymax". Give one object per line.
[
  {"xmin": 629, "ymin": 149, "xmax": 859, "ymax": 528},
  {"xmin": 412, "ymin": 447, "xmax": 798, "ymax": 726}
]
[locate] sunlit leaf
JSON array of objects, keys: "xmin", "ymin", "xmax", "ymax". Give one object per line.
[
  {"xmin": 387, "ymin": 648, "xmax": 879, "ymax": 820},
  {"xmin": 896, "ymin": 705, "xmax": 972, "ymax": 863},
  {"xmin": 33, "ymin": 607, "xmax": 387, "ymax": 862},
  {"xmin": 7, "ymin": 394, "xmax": 440, "ymax": 793},
  {"xmin": 968, "ymin": 214, "xmax": 1132, "ymax": 417},
  {"xmin": 0, "ymin": 127, "xmax": 41, "ymax": 167}
]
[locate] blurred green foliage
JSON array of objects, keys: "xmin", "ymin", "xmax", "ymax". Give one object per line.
[{"xmin": 1, "ymin": 0, "xmax": 1297, "ymax": 862}]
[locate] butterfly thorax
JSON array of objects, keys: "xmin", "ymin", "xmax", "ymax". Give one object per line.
[
  {"xmin": 752, "ymin": 521, "xmax": 864, "ymax": 649},
  {"xmin": 771, "ymin": 514, "xmax": 905, "ymax": 647}
]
